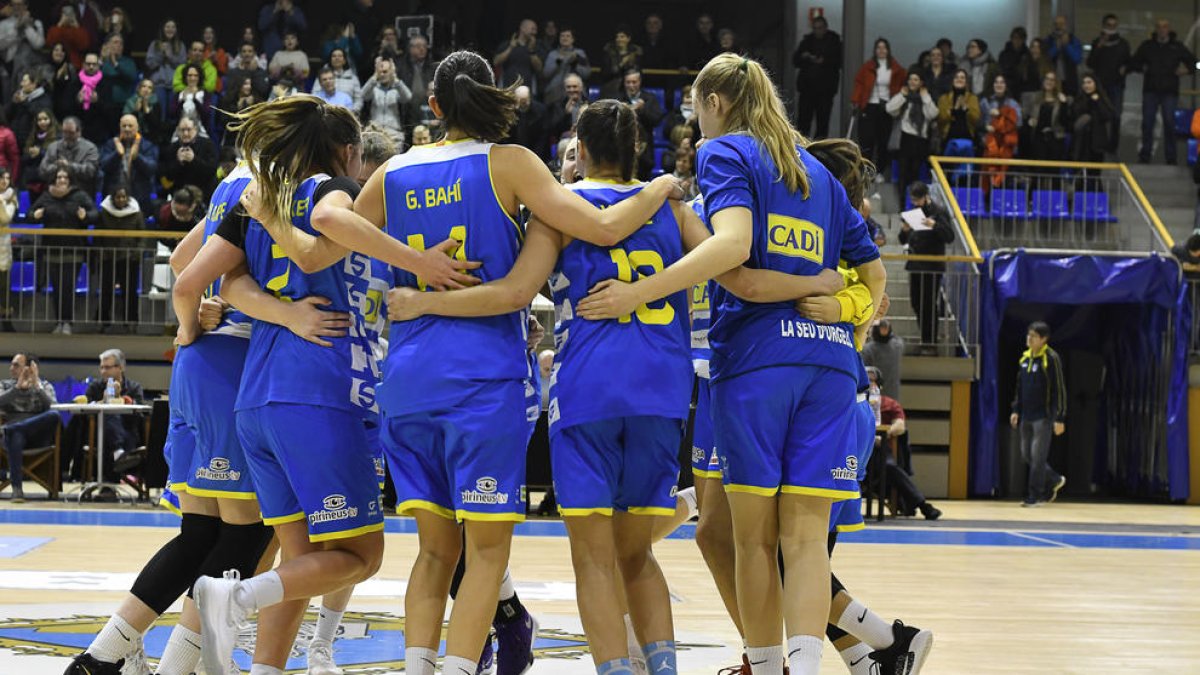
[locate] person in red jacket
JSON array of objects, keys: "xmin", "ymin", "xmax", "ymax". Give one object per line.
[
  {"xmin": 852, "ymin": 38, "xmax": 907, "ymax": 181},
  {"xmin": 0, "ymin": 110, "xmax": 21, "ymax": 183},
  {"xmin": 45, "ymin": 5, "xmax": 90, "ymax": 69}
]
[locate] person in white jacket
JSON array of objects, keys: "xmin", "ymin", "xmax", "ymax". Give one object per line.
[
  {"xmin": 0, "ymin": 0, "xmax": 45, "ymax": 88},
  {"xmin": 886, "ymin": 71, "xmax": 938, "ymax": 202}
]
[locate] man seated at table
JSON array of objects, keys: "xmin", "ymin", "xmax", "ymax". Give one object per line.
[
  {"xmin": 81, "ymin": 348, "xmax": 145, "ymax": 480},
  {"xmin": 871, "ymin": 366, "xmax": 942, "ymax": 520},
  {"xmin": 1, "ymin": 353, "xmax": 60, "ymax": 502}
]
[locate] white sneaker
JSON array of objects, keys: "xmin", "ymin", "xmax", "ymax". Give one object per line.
[
  {"xmin": 120, "ymin": 635, "xmax": 151, "ymax": 675},
  {"xmin": 61, "ymin": 322, "xmax": 72, "ymax": 335},
  {"xmin": 52, "ymin": 323, "xmax": 63, "ymax": 334},
  {"xmin": 194, "ymin": 570, "xmax": 249, "ymax": 675},
  {"xmin": 307, "ymin": 638, "xmax": 343, "ymax": 675}
]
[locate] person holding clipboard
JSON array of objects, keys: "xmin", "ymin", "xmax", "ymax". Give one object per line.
[{"xmin": 899, "ymin": 182, "xmax": 955, "ymax": 355}]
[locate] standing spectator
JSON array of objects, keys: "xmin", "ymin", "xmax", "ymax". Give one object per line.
[
  {"xmin": 1088, "ymin": 14, "xmax": 1130, "ymax": 153},
  {"xmin": 547, "ymin": 72, "xmax": 588, "ymax": 141},
  {"xmin": 219, "ymin": 77, "xmax": 263, "ymax": 151},
  {"xmin": 1027, "ymin": 38, "xmax": 1054, "ymax": 88},
  {"xmin": 899, "ymin": 181, "xmax": 955, "ymax": 353},
  {"xmin": 258, "ymin": 0, "xmax": 307, "ymax": 60},
  {"xmin": 344, "ymin": 0, "xmax": 378, "ymax": 73},
  {"xmin": 936, "ymin": 37, "xmax": 959, "ymax": 68},
  {"xmin": 39, "ymin": 116, "xmax": 97, "ymax": 195},
  {"xmin": 685, "ymin": 13, "xmax": 719, "ymax": 69},
  {"xmin": 372, "ymin": 25, "xmax": 402, "ymax": 69},
  {"xmin": 537, "ymin": 20, "xmax": 559, "ymax": 60},
  {"xmin": 717, "ymin": 29, "xmax": 739, "ymax": 55},
  {"xmin": 851, "ymin": 38, "xmax": 906, "ymax": 181},
  {"xmin": 980, "ymin": 75, "xmax": 1020, "ymax": 188},
  {"xmin": 998, "ymin": 27, "xmax": 1034, "ymax": 96},
  {"xmin": 268, "ymin": 32, "xmax": 310, "ymax": 82},
  {"xmin": 505, "ymin": 85, "xmax": 546, "ymax": 157},
  {"xmin": 886, "ymin": 71, "xmax": 937, "ymax": 202},
  {"xmin": 99, "ymin": 34, "xmax": 136, "ymax": 132},
  {"xmin": 494, "ymin": 19, "xmax": 542, "ymax": 92},
  {"xmin": 154, "ymin": 185, "xmax": 202, "ymax": 238},
  {"xmin": 320, "ymin": 21, "xmax": 361, "ymax": 72},
  {"xmin": 19, "ymin": 109, "xmax": 55, "ymax": 193},
  {"xmin": 47, "ymin": 42, "xmax": 77, "ymax": 122},
  {"xmin": 238, "ymin": 26, "xmax": 268, "ymax": 70},
  {"xmin": 144, "ymin": 19, "xmax": 186, "ymax": 99},
  {"xmin": 409, "ymin": 125, "xmax": 431, "ymax": 146},
  {"xmin": 792, "ymin": 15, "xmax": 842, "ymax": 139},
  {"xmin": 937, "ymin": 69, "xmax": 980, "ymax": 151},
  {"xmin": 50, "ymin": 0, "xmax": 102, "ymax": 51},
  {"xmin": 169, "ymin": 65, "xmax": 211, "ymax": 127},
  {"xmin": 640, "ymin": 13, "xmax": 677, "ymax": 71},
  {"xmin": 1070, "ymin": 75, "xmax": 1115, "ymax": 163},
  {"xmin": 95, "ymin": 183, "xmax": 144, "ymax": 330},
  {"xmin": 227, "ymin": 42, "xmax": 270, "ymax": 101},
  {"xmin": 360, "ymin": 58, "xmax": 411, "ymax": 146},
  {"xmin": 30, "ymin": 167, "xmax": 97, "ymax": 333},
  {"xmin": 200, "ymin": 27, "xmax": 229, "ymax": 92},
  {"xmin": 961, "ymin": 39, "xmax": 998, "ymax": 96},
  {"xmin": 45, "ymin": 5, "xmax": 88, "ymax": 69},
  {"xmin": 1130, "ymin": 19, "xmax": 1195, "ymax": 165},
  {"xmin": 1010, "ymin": 321, "xmax": 1067, "ymax": 507},
  {"xmin": 67, "ymin": 52, "xmax": 109, "ymax": 146},
  {"xmin": 1045, "ymin": 15, "xmax": 1083, "ymax": 96},
  {"xmin": 863, "ymin": 320, "xmax": 904, "ymax": 400},
  {"xmin": 10, "ymin": 72, "xmax": 51, "ymax": 149},
  {"xmin": 541, "ymin": 26, "xmax": 590, "ymax": 106},
  {"xmin": 918, "ymin": 46, "xmax": 954, "ymax": 104},
  {"xmin": 600, "ymin": 25, "xmax": 642, "ymax": 98},
  {"xmin": 123, "ymin": 79, "xmax": 164, "ymax": 145},
  {"xmin": 395, "ymin": 36, "xmax": 433, "ymax": 129},
  {"xmin": 99, "ymin": 114, "xmax": 157, "ymax": 212},
  {"xmin": 0, "ymin": 0, "xmax": 45, "ymax": 90},
  {"xmin": 0, "ymin": 109, "xmax": 18, "ymax": 181},
  {"xmin": 159, "ymin": 116, "xmax": 215, "ymax": 195},
  {"xmin": 319, "ymin": 48, "xmax": 362, "ymax": 114},
  {"xmin": 0, "ymin": 353, "xmax": 59, "ymax": 503},
  {"xmin": 101, "ymin": 7, "xmax": 133, "ymax": 44},
  {"xmin": 312, "ymin": 67, "xmax": 354, "ymax": 111},
  {"xmin": 615, "ymin": 69, "xmax": 664, "ymax": 179},
  {"xmin": 1022, "ymin": 72, "xmax": 1071, "ymax": 165}
]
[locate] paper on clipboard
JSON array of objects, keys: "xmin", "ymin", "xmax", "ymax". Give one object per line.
[{"xmin": 901, "ymin": 208, "xmax": 931, "ymax": 231}]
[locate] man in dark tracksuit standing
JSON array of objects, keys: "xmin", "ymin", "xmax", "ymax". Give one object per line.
[{"xmin": 1010, "ymin": 321, "xmax": 1067, "ymax": 506}]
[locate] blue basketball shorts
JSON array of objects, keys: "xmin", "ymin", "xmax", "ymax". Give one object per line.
[
  {"xmin": 829, "ymin": 497, "xmax": 865, "ymax": 533},
  {"xmin": 236, "ymin": 404, "xmax": 384, "ymax": 542},
  {"xmin": 690, "ymin": 377, "xmax": 720, "ymax": 479},
  {"xmin": 713, "ymin": 365, "xmax": 859, "ymax": 500},
  {"xmin": 382, "ymin": 380, "xmax": 528, "ymax": 522},
  {"xmin": 172, "ymin": 336, "xmax": 256, "ymax": 499},
  {"xmin": 854, "ymin": 396, "xmax": 876, "ymax": 481},
  {"xmin": 162, "ymin": 411, "xmax": 194, "ymax": 496},
  {"xmin": 364, "ymin": 418, "xmax": 386, "ymax": 489},
  {"xmin": 551, "ymin": 415, "xmax": 682, "ymax": 517}
]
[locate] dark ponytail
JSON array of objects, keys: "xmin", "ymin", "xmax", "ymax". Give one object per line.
[
  {"xmin": 804, "ymin": 137, "xmax": 875, "ymax": 206},
  {"xmin": 575, "ymin": 99, "xmax": 639, "ymax": 182},
  {"xmin": 433, "ymin": 51, "xmax": 518, "ymax": 142}
]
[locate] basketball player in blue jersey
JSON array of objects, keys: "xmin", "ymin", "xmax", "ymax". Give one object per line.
[{"xmin": 575, "ymin": 54, "xmax": 887, "ymax": 675}]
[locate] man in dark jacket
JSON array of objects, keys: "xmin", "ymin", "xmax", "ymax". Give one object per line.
[
  {"xmin": 899, "ymin": 182, "xmax": 956, "ymax": 354},
  {"xmin": 227, "ymin": 42, "xmax": 271, "ymax": 101},
  {"xmin": 998, "ymin": 27, "xmax": 1034, "ymax": 96},
  {"xmin": 158, "ymin": 116, "xmax": 216, "ymax": 196},
  {"xmin": 616, "ymin": 69, "xmax": 664, "ymax": 179},
  {"xmin": 1087, "ymin": 14, "xmax": 1131, "ymax": 151},
  {"xmin": 99, "ymin": 115, "xmax": 158, "ymax": 216},
  {"xmin": 82, "ymin": 348, "xmax": 145, "ymax": 480},
  {"xmin": 793, "ymin": 16, "xmax": 842, "ymax": 139},
  {"xmin": 1130, "ymin": 20, "xmax": 1196, "ymax": 164},
  {"xmin": 1010, "ymin": 321, "xmax": 1067, "ymax": 507},
  {"xmin": 0, "ymin": 353, "xmax": 59, "ymax": 502}
]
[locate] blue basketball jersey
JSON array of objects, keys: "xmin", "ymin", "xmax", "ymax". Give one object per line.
[
  {"xmin": 203, "ymin": 163, "xmax": 254, "ymax": 339},
  {"xmin": 237, "ymin": 174, "xmax": 380, "ymax": 416},
  {"xmin": 364, "ymin": 258, "xmax": 392, "ymax": 364},
  {"xmin": 548, "ymin": 180, "xmax": 692, "ymax": 430},
  {"xmin": 377, "ymin": 139, "xmax": 528, "ymax": 416},
  {"xmin": 687, "ymin": 195, "xmax": 713, "ymax": 380},
  {"xmin": 696, "ymin": 134, "xmax": 880, "ymax": 383}
]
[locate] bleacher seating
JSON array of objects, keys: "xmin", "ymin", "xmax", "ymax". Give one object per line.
[
  {"xmin": 951, "ymin": 187, "xmax": 987, "ymax": 218},
  {"xmin": 1031, "ymin": 190, "xmax": 1069, "ymax": 219},
  {"xmin": 11, "ymin": 261, "xmax": 35, "ymax": 293},
  {"xmin": 1173, "ymin": 108, "xmax": 1193, "ymax": 138},
  {"xmin": 991, "ymin": 188, "xmax": 1028, "ymax": 219},
  {"xmin": 1072, "ymin": 192, "xmax": 1117, "ymax": 223}
]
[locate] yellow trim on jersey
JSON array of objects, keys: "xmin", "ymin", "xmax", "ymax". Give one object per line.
[
  {"xmin": 559, "ymin": 506, "xmax": 614, "ymax": 517},
  {"xmin": 396, "ymin": 499, "xmax": 456, "ymax": 520},
  {"xmin": 455, "ymin": 509, "xmax": 526, "ymax": 523},
  {"xmin": 836, "ymin": 522, "xmax": 866, "ymax": 533},
  {"xmin": 780, "ymin": 485, "xmax": 860, "ymax": 501},
  {"xmin": 627, "ymin": 506, "xmax": 676, "ymax": 517},
  {"xmin": 486, "ymin": 148, "xmax": 525, "ymax": 240},
  {"xmin": 263, "ymin": 511, "xmax": 306, "ymax": 526},
  {"xmin": 588, "ymin": 177, "xmax": 641, "ymax": 186},
  {"xmin": 185, "ymin": 486, "xmax": 258, "ymax": 500},
  {"xmin": 692, "ymin": 467, "xmax": 723, "ymax": 479},
  {"xmin": 159, "ymin": 497, "xmax": 183, "ymax": 516},
  {"xmin": 309, "ymin": 521, "xmax": 386, "ymax": 543},
  {"xmin": 434, "ymin": 137, "xmax": 475, "ymax": 147},
  {"xmin": 724, "ymin": 483, "xmax": 780, "ymax": 497},
  {"xmin": 167, "ymin": 481, "xmax": 190, "ymax": 493}
]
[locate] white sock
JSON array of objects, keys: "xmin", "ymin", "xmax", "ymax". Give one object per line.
[
  {"xmin": 154, "ymin": 624, "xmax": 201, "ymax": 674},
  {"xmin": 233, "ymin": 570, "xmax": 285, "ymax": 612},
  {"xmin": 745, "ymin": 645, "xmax": 783, "ymax": 674},
  {"xmin": 624, "ymin": 613, "xmax": 645, "ymax": 661},
  {"xmin": 313, "ymin": 605, "xmax": 344, "ymax": 644},
  {"xmin": 785, "ymin": 635, "xmax": 822, "ymax": 675},
  {"xmin": 837, "ymin": 600, "xmax": 894, "ymax": 650},
  {"xmin": 442, "ymin": 654, "xmax": 477, "ymax": 674},
  {"xmin": 840, "ymin": 642, "xmax": 874, "ymax": 675},
  {"xmin": 86, "ymin": 615, "xmax": 138, "ymax": 663},
  {"xmin": 678, "ymin": 486, "xmax": 698, "ymax": 520},
  {"xmin": 498, "ymin": 568, "xmax": 516, "ymax": 601},
  {"xmin": 406, "ymin": 646, "xmax": 438, "ymax": 675},
  {"xmin": 248, "ymin": 665, "xmax": 284, "ymax": 675}
]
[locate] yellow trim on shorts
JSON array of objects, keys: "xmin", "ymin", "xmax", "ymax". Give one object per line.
[
  {"xmin": 309, "ymin": 521, "xmax": 386, "ymax": 543},
  {"xmin": 724, "ymin": 483, "xmax": 780, "ymax": 497},
  {"xmin": 185, "ymin": 486, "xmax": 258, "ymax": 500},
  {"xmin": 627, "ymin": 506, "xmax": 676, "ymax": 516},
  {"xmin": 836, "ymin": 522, "xmax": 866, "ymax": 533},
  {"xmin": 167, "ymin": 481, "xmax": 190, "ymax": 493},
  {"xmin": 396, "ymin": 499, "xmax": 456, "ymax": 520},
  {"xmin": 158, "ymin": 497, "xmax": 182, "ymax": 516},
  {"xmin": 692, "ymin": 467, "xmax": 723, "ymax": 479},
  {"xmin": 263, "ymin": 511, "xmax": 306, "ymax": 526},
  {"xmin": 559, "ymin": 507, "xmax": 614, "ymax": 517},
  {"xmin": 780, "ymin": 485, "xmax": 860, "ymax": 500},
  {"xmin": 455, "ymin": 510, "xmax": 526, "ymax": 523}
]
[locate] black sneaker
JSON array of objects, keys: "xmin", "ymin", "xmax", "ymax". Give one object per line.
[
  {"xmin": 868, "ymin": 620, "xmax": 933, "ymax": 675},
  {"xmin": 918, "ymin": 503, "xmax": 942, "ymax": 521},
  {"xmin": 62, "ymin": 652, "xmax": 125, "ymax": 675}
]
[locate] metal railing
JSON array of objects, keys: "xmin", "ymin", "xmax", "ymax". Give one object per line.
[
  {"xmin": 877, "ymin": 258, "xmax": 979, "ymax": 361},
  {"xmin": 928, "ymin": 157, "xmax": 1174, "ymax": 254},
  {"xmin": 0, "ymin": 228, "xmax": 184, "ymax": 334}
]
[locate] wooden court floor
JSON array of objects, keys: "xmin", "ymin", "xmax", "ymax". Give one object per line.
[{"xmin": 0, "ymin": 500, "xmax": 1197, "ymax": 673}]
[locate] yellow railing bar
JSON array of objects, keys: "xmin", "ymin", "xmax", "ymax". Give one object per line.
[
  {"xmin": 1118, "ymin": 164, "xmax": 1175, "ymax": 249},
  {"xmin": 927, "ymin": 157, "xmax": 982, "ymax": 260},
  {"xmin": 933, "ymin": 156, "xmax": 1121, "ymax": 170},
  {"xmin": 2, "ymin": 227, "xmax": 186, "ymax": 239}
]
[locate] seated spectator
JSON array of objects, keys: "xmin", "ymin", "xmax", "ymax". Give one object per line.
[
  {"xmin": 312, "ymin": 67, "xmax": 354, "ymax": 110},
  {"xmin": 1070, "ymin": 75, "xmax": 1115, "ymax": 163},
  {"xmin": 410, "ymin": 124, "xmax": 432, "ymax": 146},
  {"xmin": 96, "ymin": 183, "xmax": 144, "ymax": 330},
  {"xmin": 980, "ymin": 74, "xmax": 1020, "ymax": 188},
  {"xmin": 215, "ymin": 147, "xmax": 238, "ymax": 180},
  {"xmin": 961, "ymin": 38, "xmax": 999, "ymax": 96},
  {"xmin": 101, "ymin": 6, "xmax": 133, "ymax": 43},
  {"xmin": 46, "ymin": 5, "xmax": 88, "ymax": 69},
  {"xmin": 862, "ymin": 197, "xmax": 887, "ymax": 246},
  {"xmin": 200, "ymin": 26, "xmax": 229, "ymax": 92},
  {"xmin": 547, "ymin": 72, "xmax": 588, "ymax": 141},
  {"xmin": 144, "ymin": 19, "xmax": 186, "ymax": 96},
  {"xmin": 0, "ymin": 353, "xmax": 60, "ymax": 503},
  {"xmin": 717, "ymin": 28, "xmax": 738, "ymax": 54},
  {"xmin": 268, "ymin": 68, "xmax": 300, "ymax": 101},
  {"xmin": 38, "ymin": 116, "xmax": 97, "ymax": 195},
  {"xmin": 887, "ymin": 71, "xmax": 937, "ymax": 201},
  {"xmin": 541, "ymin": 25, "xmax": 590, "ymax": 105},
  {"xmin": 220, "ymin": 77, "xmax": 264, "ymax": 145},
  {"xmin": 870, "ymin": 366, "xmax": 942, "ymax": 520},
  {"xmin": 1170, "ymin": 232, "xmax": 1200, "ymax": 276},
  {"xmin": 505, "ymin": 85, "xmax": 547, "ymax": 157},
  {"xmin": 320, "ymin": 21, "xmax": 362, "ymax": 71},
  {"xmin": 123, "ymin": 79, "xmax": 166, "ymax": 145},
  {"xmin": 155, "ymin": 185, "xmax": 202, "ymax": 239},
  {"xmin": 268, "ymin": 31, "xmax": 310, "ymax": 82},
  {"xmin": 47, "ymin": 42, "xmax": 78, "ymax": 123},
  {"xmin": 99, "ymin": 34, "xmax": 136, "ymax": 128},
  {"xmin": 661, "ymin": 125, "xmax": 693, "ymax": 173},
  {"xmin": 170, "ymin": 65, "xmax": 211, "ymax": 126},
  {"xmin": 173, "ymin": 41, "xmax": 218, "ymax": 94},
  {"xmin": 615, "ymin": 69, "xmax": 664, "ymax": 178},
  {"xmin": 600, "ymin": 25, "xmax": 641, "ymax": 98},
  {"xmin": 159, "ymin": 116, "xmax": 216, "ymax": 195},
  {"xmin": 19, "ymin": 109, "xmax": 56, "ymax": 193},
  {"xmin": 662, "ymin": 84, "xmax": 699, "ymax": 143},
  {"xmin": 1021, "ymin": 71, "xmax": 1070, "ymax": 164},
  {"xmin": 30, "ymin": 167, "xmax": 97, "ymax": 333},
  {"xmin": 0, "ymin": 0, "xmax": 47, "ymax": 92},
  {"xmin": 83, "ymin": 349, "xmax": 146, "ymax": 477},
  {"xmin": 937, "ymin": 69, "xmax": 980, "ymax": 152},
  {"xmin": 227, "ymin": 42, "xmax": 271, "ymax": 101},
  {"xmin": 10, "ymin": 73, "xmax": 51, "ymax": 153},
  {"xmin": 258, "ymin": 0, "xmax": 307, "ymax": 60},
  {"xmin": 70, "ymin": 52, "xmax": 109, "ymax": 146},
  {"xmin": 671, "ymin": 149, "xmax": 698, "ymax": 201},
  {"xmin": 238, "ymin": 26, "xmax": 268, "ymax": 70},
  {"xmin": 0, "ymin": 110, "xmax": 19, "ymax": 182},
  {"xmin": 99, "ymin": 114, "xmax": 157, "ymax": 214},
  {"xmin": 361, "ymin": 57, "xmax": 412, "ymax": 146},
  {"xmin": 863, "ymin": 320, "xmax": 904, "ymax": 399},
  {"xmin": 317, "ymin": 47, "xmax": 362, "ymax": 114}
]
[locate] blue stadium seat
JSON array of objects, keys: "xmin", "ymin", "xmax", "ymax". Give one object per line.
[
  {"xmin": 76, "ymin": 263, "xmax": 89, "ymax": 294},
  {"xmin": 1174, "ymin": 108, "xmax": 1193, "ymax": 138},
  {"xmin": 17, "ymin": 191, "xmax": 30, "ymax": 219},
  {"xmin": 587, "ymin": 86, "xmax": 600, "ymax": 101},
  {"xmin": 10, "ymin": 261, "xmax": 35, "ymax": 292},
  {"xmin": 653, "ymin": 146, "xmax": 666, "ymax": 176},
  {"xmin": 1030, "ymin": 190, "xmax": 1069, "ymax": 219},
  {"xmin": 904, "ymin": 193, "xmax": 913, "ymax": 211},
  {"xmin": 951, "ymin": 187, "xmax": 987, "ymax": 218},
  {"xmin": 550, "ymin": 140, "xmax": 558, "ymax": 161},
  {"xmin": 644, "ymin": 87, "xmax": 667, "ymax": 110},
  {"xmin": 654, "ymin": 121, "xmax": 670, "ymax": 148},
  {"xmin": 1072, "ymin": 192, "xmax": 1117, "ymax": 223},
  {"xmin": 1190, "ymin": 138, "xmax": 1199, "ymax": 166},
  {"xmin": 991, "ymin": 188, "xmax": 1028, "ymax": 219}
]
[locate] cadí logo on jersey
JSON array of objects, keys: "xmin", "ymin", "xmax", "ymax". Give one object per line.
[
  {"xmin": 310, "ymin": 493, "xmax": 359, "ymax": 526},
  {"xmin": 194, "ymin": 457, "xmax": 241, "ymax": 482},
  {"xmin": 767, "ymin": 214, "xmax": 824, "ymax": 264}
]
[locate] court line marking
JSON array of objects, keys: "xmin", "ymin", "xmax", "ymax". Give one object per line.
[{"xmin": 1008, "ymin": 531, "xmax": 1075, "ymax": 548}]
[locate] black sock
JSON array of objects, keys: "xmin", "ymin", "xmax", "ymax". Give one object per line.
[{"xmin": 494, "ymin": 592, "xmax": 526, "ymax": 625}]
